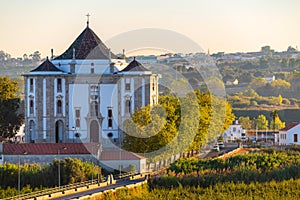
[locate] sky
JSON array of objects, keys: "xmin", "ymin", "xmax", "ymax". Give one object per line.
[{"xmin": 1, "ymin": 0, "xmax": 300, "ymax": 57}]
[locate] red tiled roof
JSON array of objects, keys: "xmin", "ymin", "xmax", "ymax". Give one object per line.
[
  {"xmin": 100, "ymin": 150, "xmax": 145, "ymax": 161},
  {"xmin": 280, "ymin": 122, "xmax": 300, "ymax": 131},
  {"xmin": 3, "ymin": 143, "xmax": 100, "ymax": 155}
]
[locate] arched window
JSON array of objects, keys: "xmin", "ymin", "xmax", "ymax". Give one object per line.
[
  {"xmin": 125, "ymin": 100, "xmax": 131, "ymax": 115},
  {"xmin": 29, "ymin": 120, "xmax": 35, "ymax": 142},
  {"xmin": 57, "ymin": 100, "xmax": 62, "ymax": 114},
  {"xmin": 30, "ymin": 100, "xmax": 34, "ymax": 114}
]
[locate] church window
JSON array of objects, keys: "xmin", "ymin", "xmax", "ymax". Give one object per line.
[
  {"xmin": 57, "ymin": 78, "xmax": 62, "ymax": 92},
  {"xmin": 57, "ymin": 100, "xmax": 62, "ymax": 114},
  {"xmin": 76, "ymin": 119, "xmax": 80, "ymax": 128},
  {"xmin": 29, "ymin": 78, "xmax": 33, "ymax": 92},
  {"xmin": 125, "ymin": 100, "xmax": 131, "ymax": 115},
  {"xmin": 75, "ymin": 108, "xmax": 80, "ymax": 127},
  {"xmin": 108, "ymin": 107, "xmax": 113, "ymax": 128},
  {"xmin": 125, "ymin": 83, "xmax": 130, "ymax": 91},
  {"xmin": 125, "ymin": 79, "xmax": 131, "ymax": 91},
  {"xmin": 30, "ymin": 100, "xmax": 34, "ymax": 114},
  {"xmin": 75, "ymin": 109, "xmax": 80, "ymax": 118},
  {"xmin": 91, "ymin": 68, "xmax": 94, "ymax": 74},
  {"xmin": 90, "ymin": 85, "xmax": 99, "ymax": 100}
]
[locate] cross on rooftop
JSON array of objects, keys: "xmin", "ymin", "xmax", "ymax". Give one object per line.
[{"xmin": 86, "ymin": 13, "xmax": 90, "ymax": 27}]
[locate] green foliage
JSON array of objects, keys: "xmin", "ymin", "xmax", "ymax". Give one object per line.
[
  {"xmin": 255, "ymin": 115, "xmax": 269, "ymax": 130},
  {"xmin": 0, "ymin": 76, "xmax": 23, "ymax": 138},
  {"xmin": 278, "ymin": 94, "xmax": 283, "ymax": 105},
  {"xmin": 168, "ymin": 148, "xmax": 300, "ymax": 176},
  {"xmin": 243, "ymin": 89, "xmax": 258, "ymax": 97},
  {"xmin": 269, "ymin": 109, "xmax": 285, "ymax": 130},
  {"xmin": 109, "ymin": 178, "xmax": 300, "ymax": 199},
  {"xmin": 123, "ymin": 91, "xmax": 235, "ymax": 155},
  {"xmin": 238, "ymin": 116, "xmax": 254, "ymax": 129},
  {"xmin": 0, "ymin": 158, "xmax": 102, "ymax": 198}
]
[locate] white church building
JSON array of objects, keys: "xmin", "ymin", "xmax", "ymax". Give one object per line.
[{"xmin": 23, "ymin": 21, "xmax": 159, "ymax": 147}]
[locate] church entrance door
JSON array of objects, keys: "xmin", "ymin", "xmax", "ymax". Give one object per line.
[
  {"xmin": 55, "ymin": 120, "xmax": 63, "ymax": 143},
  {"xmin": 90, "ymin": 120, "xmax": 99, "ymax": 142}
]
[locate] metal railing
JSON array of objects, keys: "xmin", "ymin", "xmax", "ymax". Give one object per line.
[
  {"xmin": 3, "ymin": 178, "xmax": 105, "ymax": 200},
  {"xmin": 4, "ymin": 171, "xmax": 144, "ymax": 200}
]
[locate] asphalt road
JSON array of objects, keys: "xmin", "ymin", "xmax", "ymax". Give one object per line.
[{"xmin": 52, "ymin": 178, "xmax": 146, "ymax": 200}]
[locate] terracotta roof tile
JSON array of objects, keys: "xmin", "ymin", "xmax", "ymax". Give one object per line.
[
  {"xmin": 3, "ymin": 143, "xmax": 100, "ymax": 155},
  {"xmin": 280, "ymin": 122, "xmax": 300, "ymax": 131}
]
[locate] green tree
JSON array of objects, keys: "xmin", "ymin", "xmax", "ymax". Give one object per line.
[
  {"xmin": 278, "ymin": 95, "xmax": 283, "ymax": 105},
  {"xmin": 269, "ymin": 110, "xmax": 285, "ymax": 130},
  {"xmin": 249, "ymin": 78, "xmax": 266, "ymax": 89},
  {"xmin": 238, "ymin": 116, "xmax": 253, "ymax": 129},
  {"xmin": 243, "ymin": 89, "xmax": 259, "ymax": 97},
  {"xmin": 255, "ymin": 115, "xmax": 268, "ymax": 130},
  {"xmin": 123, "ymin": 91, "xmax": 235, "ymax": 154},
  {"xmin": 0, "ymin": 76, "xmax": 23, "ymax": 138}
]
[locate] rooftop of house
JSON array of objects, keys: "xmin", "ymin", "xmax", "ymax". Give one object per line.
[
  {"xmin": 2, "ymin": 143, "xmax": 145, "ymax": 161},
  {"xmin": 280, "ymin": 122, "xmax": 300, "ymax": 132},
  {"xmin": 3, "ymin": 143, "xmax": 100, "ymax": 155}
]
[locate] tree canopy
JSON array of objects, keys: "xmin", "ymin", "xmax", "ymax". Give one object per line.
[
  {"xmin": 0, "ymin": 76, "xmax": 23, "ymax": 138},
  {"xmin": 122, "ymin": 90, "xmax": 235, "ymax": 157}
]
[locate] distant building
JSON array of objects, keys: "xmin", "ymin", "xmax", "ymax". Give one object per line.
[
  {"xmin": 0, "ymin": 143, "xmax": 146, "ymax": 172},
  {"xmin": 223, "ymin": 120, "xmax": 246, "ymax": 142},
  {"xmin": 246, "ymin": 130, "xmax": 278, "ymax": 142},
  {"xmin": 264, "ymin": 75, "xmax": 275, "ymax": 83},
  {"xmin": 278, "ymin": 122, "xmax": 300, "ymax": 145},
  {"xmin": 225, "ymin": 78, "xmax": 238, "ymax": 86}
]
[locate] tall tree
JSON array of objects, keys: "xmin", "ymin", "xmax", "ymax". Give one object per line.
[
  {"xmin": 122, "ymin": 90, "xmax": 235, "ymax": 155},
  {"xmin": 255, "ymin": 115, "xmax": 268, "ymax": 130},
  {"xmin": 270, "ymin": 110, "xmax": 285, "ymax": 130},
  {"xmin": 0, "ymin": 76, "xmax": 23, "ymax": 138},
  {"xmin": 238, "ymin": 116, "xmax": 254, "ymax": 129}
]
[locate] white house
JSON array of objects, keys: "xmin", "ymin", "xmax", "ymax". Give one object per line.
[
  {"xmin": 278, "ymin": 122, "xmax": 300, "ymax": 145},
  {"xmin": 100, "ymin": 150, "xmax": 146, "ymax": 173},
  {"xmin": 264, "ymin": 75, "xmax": 275, "ymax": 83},
  {"xmin": 225, "ymin": 78, "xmax": 238, "ymax": 86},
  {"xmin": 223, "ymin": 120, "xmax": 246, "ymax": 142}
]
